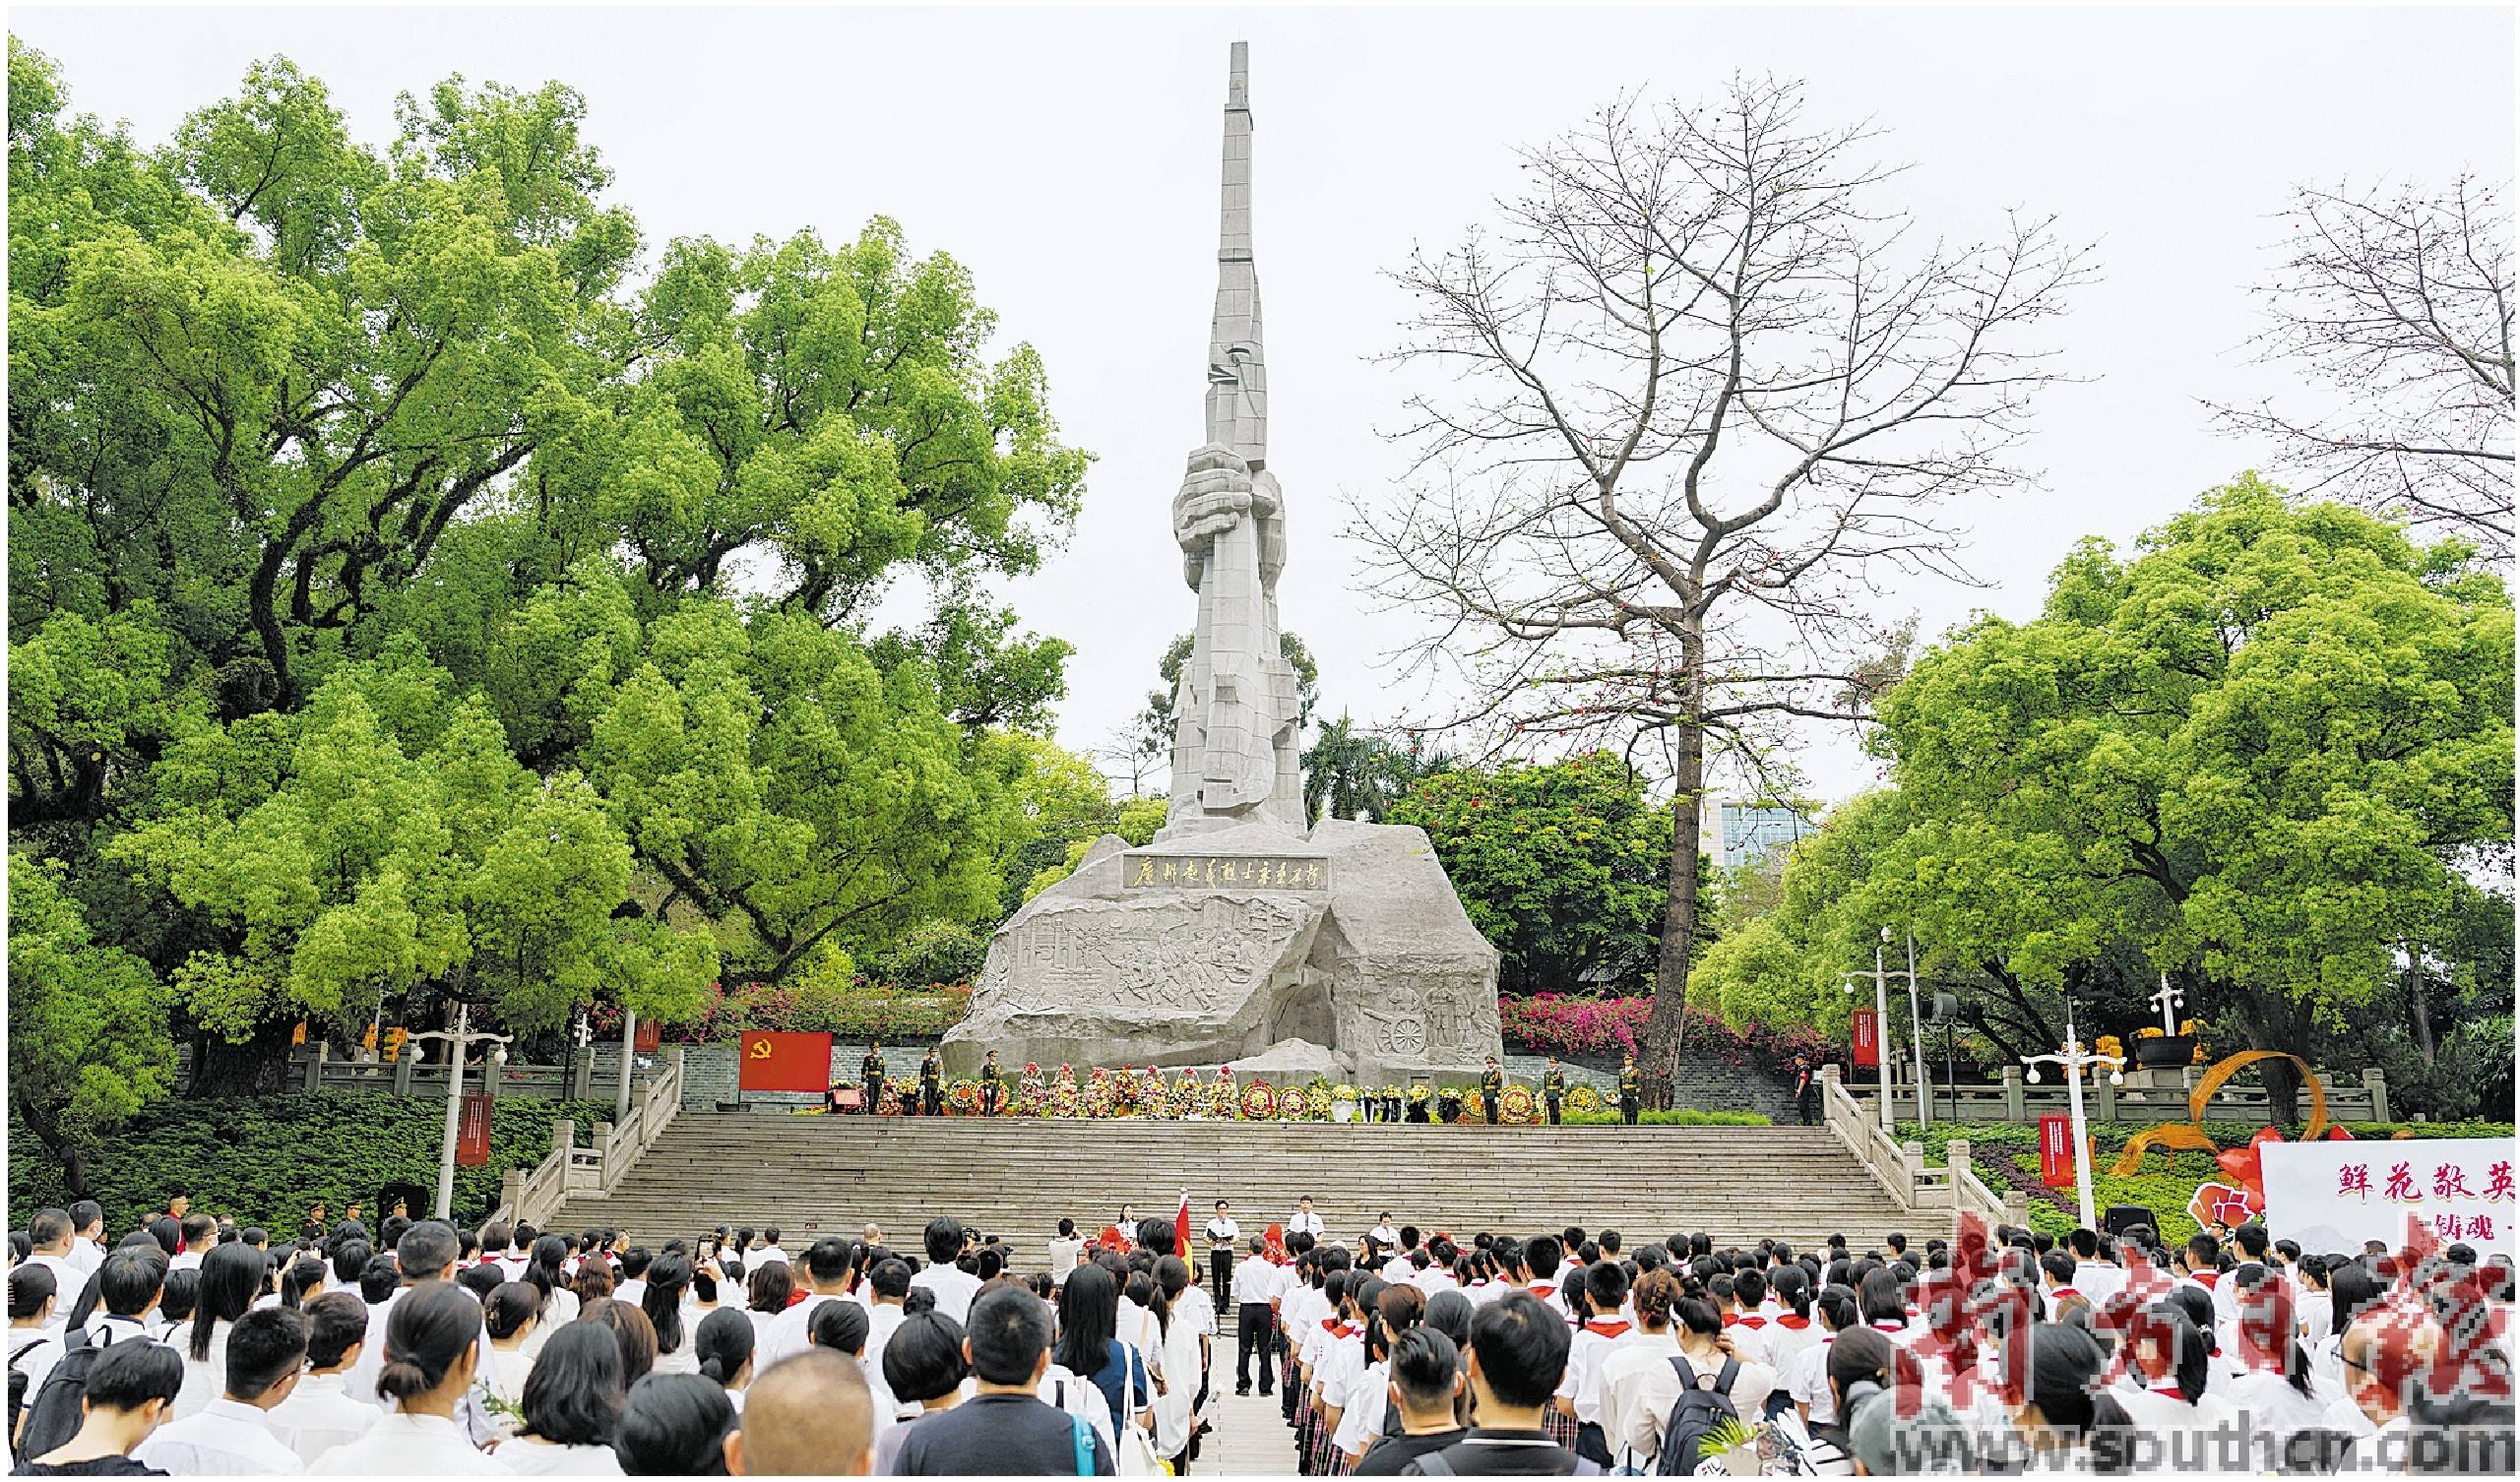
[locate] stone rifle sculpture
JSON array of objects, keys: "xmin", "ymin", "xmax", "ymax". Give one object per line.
[{"xmin": 944, "ymin": 42, "xmax": 1502, "ymax": 1087}]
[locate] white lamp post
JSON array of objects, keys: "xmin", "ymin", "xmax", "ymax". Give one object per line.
[
  {"xmin": 2021, "ymin": 1012, "xmax": 2125, "ymax": 1231},
  {"xmin": 1894, "ymin": 930, "xmax": 1929, "ymax": 1130},
  {"xmin": 2149, "ymin": 973, "xmax": 2185, "ymax": 1038},
  {"xmin": 407, "ymin": 1004, "xmax": 513, "ymax": 1221}
]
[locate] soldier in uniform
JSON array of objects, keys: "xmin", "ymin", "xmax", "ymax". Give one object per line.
[
  {"xmin": 1543, "ymin": 1056, "xmax": 1566, "ymax": 1126},
  {"xmin": 919, "ymin": 1046, "xmax": 944, "ymax": 1116},
  {"xmin": 980, "ymin": 1050, "xmax": 1003, "ymax": 1115},
  {"xmin": 861, "ymin": 1040, "xmax": 885, "ymax": 1113},
  {"xmin": 1480, "ymin": 1056, "xmax": 1505, "ymax": 1125},
  {"xmin": 1618, "ymin": 1053, "xmax": 1642, "ymax": 1126}
]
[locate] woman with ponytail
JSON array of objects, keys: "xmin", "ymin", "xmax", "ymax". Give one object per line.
[
  {"xmin": 497, "ymin": 1321, "xmax": 627, "ymax": 1474},
  {"xmin": 693, "ymin": 1306, "xmax": 756, "ymax": 1414},
  {"xmin": 527, "ymin": 1235, "xmax": 579, "ymax": 1329},
  {"xmin": 2225, "ymin": 1263, "xmax": 2330, "ymax": 1461},
  {"xmin": 309, "ymin": 1282, "xmax": 494, "ymax": 1474},
  {"xmin": 640, "ymin": 1254, "xmax": 698, "ymax": 1377},
  {"xmin": 275, "ymin": 1254, "xmax": 329, "ymax": 1312}
]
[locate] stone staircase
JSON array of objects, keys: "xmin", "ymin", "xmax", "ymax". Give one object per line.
[{"xmin": 552, "ymin": 1116, "xmax": 1922, "ymax": 1255}]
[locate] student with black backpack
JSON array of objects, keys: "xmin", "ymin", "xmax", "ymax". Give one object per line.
[
  {"xmin": 1629, "ymin": 1288, "xmax": 1775, "ymax": 1475},
  {"xmin": 8, "ymin": 1267, "xmax": 64, "ymax": 1454},
  {"xmin": 8, "ymin": 1337, "xmax": 183, "ymax": 1476}
]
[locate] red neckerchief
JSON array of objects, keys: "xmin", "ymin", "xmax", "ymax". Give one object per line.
[
  {"xmin": 1871, "ymin": 1319, "xmax": 1906, "ymax": 1331},
  {"xmin": 1584, "ymin": 1319, "xmax": 1631, "ymax": 1338},
  {"xmin": 1775, "ymin": 1315, "xmax": 1812, "ymax": 1330},
  {"xmin": 1732, "ymin": 1315, "xmax": 1768, "ymax": 1329},
  {"xmin": 1339, "ymin": 1322, "xmax": 1363, "ymax": 1339},
  {"xmin": 2052, "ymin": 1286, "xmax": 2079, "ymax": 1298},
  {"xmin": 1530, "ymin": 1284, "xmax": 1556, "ymax": 1300},
  {"xmin": 1321, "ymin": 1318, "xmax": 1342, "ymax": 1335},
  {"xmin": 2149, "ymin": 1384, "xmax": 2188, "ymax": 1401}
]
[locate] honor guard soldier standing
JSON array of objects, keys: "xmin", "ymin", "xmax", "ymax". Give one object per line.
[
  {"xmin": 1544, "ymin": 1056, "xmax": 1566, "ymax": 1126},
  {"xmin": 1618, "ymin": 1053, "xmax": 1642, "ymax": 1126},
  {"xmin": 920, "ymin": 1046, "xmax": 944, "ymax": 1116},
  {"xmin": 861, "ymin": 1040, "xmax": 885, "ymax": 1113},
  {"xmin": 1480, "ymin": 1056, "xmax": 1505, "ymax": 1125},
  {"xmin": 980, "ymin": 1050, "xmax": 1003, "ymax": 1114}
]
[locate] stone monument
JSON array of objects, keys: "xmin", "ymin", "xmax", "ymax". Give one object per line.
[{"xmin": 943, "ymin": 42, "xmax": 1502, "ymax": 1086}]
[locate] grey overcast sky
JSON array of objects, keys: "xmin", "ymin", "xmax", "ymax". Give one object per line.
[{"xmin": 14, "ymin": 4, "xmax": 2512, "ymax": 803}]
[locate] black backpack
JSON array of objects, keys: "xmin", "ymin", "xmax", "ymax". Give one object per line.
[
  {"xmin": 7, "ymin": 1334, "xmax": 51, "ymax": 1455},
  {"xmin": 1655, "ymin": 1353, "xmax": 1741, "ymax": 1475},
  {"xmin": 17, "ymin": 1325, "xmax": 110, "ymax": 1461}
]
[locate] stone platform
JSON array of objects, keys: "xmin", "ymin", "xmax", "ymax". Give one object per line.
[{"xmin": 942, "ymin": 818, "xmax": 1502, "ymax": 1084}]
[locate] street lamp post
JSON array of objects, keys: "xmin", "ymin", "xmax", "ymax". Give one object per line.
[
  {"xmin": 2021, "ymin": 1012, "xmax": 2126, "ymax": 1231},
  {"xmin": 407, "ymin": 1004, "xmax": 513, "ymax": 1222},
  {"xmin": 617, "ymin": 1007, "xmax": 639, "ymax": 1124},
  {"xmin": 1901, "ymin": 931, "xmax": 1928, "ymax": 1131},
  {"xmin": 2149, "ymin": 973, "xmax": 2185, "ymax": 1037}
]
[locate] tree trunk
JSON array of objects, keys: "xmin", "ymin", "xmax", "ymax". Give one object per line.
[
  {"xmin": 187, "ymin": 1020, "xmax": 298, "ymax": 1098},
  {"xmin": 2234, "ymin": 989, "xmax": 2307, "ymax": 1128},
  {"xmin": 1642, "ymin": 684, "xmax": 1707, "ymax": 1111},
  {"xmin": 14, "ymin": 1089, "xmax": 89, "ymax": 1200}
]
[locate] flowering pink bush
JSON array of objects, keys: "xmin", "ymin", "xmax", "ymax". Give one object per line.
[
  {"xmin": 1500, "ymin": 994, "xmax": 1838, "ymax": 1077},
  {"xmin": 587, "ymin": 980, "xmax": 974, "ymax": 1043}
]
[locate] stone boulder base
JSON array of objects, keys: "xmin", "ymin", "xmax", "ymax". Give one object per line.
[{"xmin": 942, "ymin": 820, "xmax": 1501, "ymax": 1084}]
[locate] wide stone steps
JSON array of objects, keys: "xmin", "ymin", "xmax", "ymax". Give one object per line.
[{"xmin": 554, "ymin": 1116, "xmax": 1919, "ymax": 1254}]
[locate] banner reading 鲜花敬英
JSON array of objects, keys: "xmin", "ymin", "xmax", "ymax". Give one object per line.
[{"xmin": 2259, "ymin": 1138, "xmax": 2515, "ymax": 1259}]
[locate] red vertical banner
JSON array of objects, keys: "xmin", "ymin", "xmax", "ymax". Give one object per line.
[
  {"xmin": 634, "ymin": 1019, "xmax": 662, "ymax": 1054},
  {"xmin": 2039, "ymin": 1112, "xmax": 2075, "ymax": 1188},
  {"xmin": 1852, "ymin": 1009, "xmax": 1880, "ymax": 1068},
  {"xmin": 456, "ymin": 1090, "xmax": 494, "ymax": 1167}
]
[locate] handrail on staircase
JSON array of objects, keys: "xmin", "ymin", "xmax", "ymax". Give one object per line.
[
  {"xmin": 495, "ymin": 1049, "xmax": 687, "ymax": 1224},
  {"xmin": 1817, "ymin": 1067, "xmax": 2028, "ymax": 1230}
]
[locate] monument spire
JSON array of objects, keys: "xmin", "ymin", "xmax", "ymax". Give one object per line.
[{"xmin": 1206, "ymin": 39, "xmax": 1267, "ymax": 470}]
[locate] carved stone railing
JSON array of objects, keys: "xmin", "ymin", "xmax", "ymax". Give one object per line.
[
  {"xmin": 494, "ymin": 1048, "xmax": 686, "ymax": 1223},
  {"xmin": 1819, "ymin": 1066, "xmax": 2028, "ymax": 1229}
]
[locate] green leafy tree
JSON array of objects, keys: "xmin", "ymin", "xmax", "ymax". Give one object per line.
[
  {"xmin": 1301, "ymin": 713, "xmax": 1450, "ymax": 825},
  {"xmin": 1024, "ymin": 795, "xmax": 1168, "ymax": 902},
  {"xmin": 8, "ymin": 853, "xmax": 177, "ymax": 1198},
  {"xmin": 1769, "ymin": 480, "xmax": 2512, "ymax": 1122},
  {"xmin": 1389, "ymin": 753, "xmax": 1709, "ymax": 995}
]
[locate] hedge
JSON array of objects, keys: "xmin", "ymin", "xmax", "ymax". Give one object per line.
[
  {"xmin": 8, "ymin": 1093, "xmax": 614, "ymax": 1237},
  {"xmin": 1891, "ymin": 1119, "xmax": 2519, "ymax": 1245},
  {"xmin": 1560, "ymin": 1108, "xmax": 1773, "ymax": 1128}
]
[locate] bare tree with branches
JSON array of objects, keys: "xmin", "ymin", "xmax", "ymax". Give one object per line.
[
  {"xmin": 1349, "ymin": 76, "xmax": 2092, "ymax": 1104},
  {"xmin": 2211, "ymin": 176, "xmax": 2514, "ymax": 562}
]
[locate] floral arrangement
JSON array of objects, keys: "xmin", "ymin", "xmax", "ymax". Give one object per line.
[
  {"xmin": 946, "ymin": 1079, "xmax": 982, "ymax": 1115},
  {"xmin": 1050, "ymin": 1066, "xmax": 1084, "ymax": 1119},
  {"xmin": 1566, "ymin": 1083, "xmax": 1604, "ymax": 1115},
  {"xmin": 1332, "ymin": 1083, "xmax": 1360, "ymax": 1104},
  {"xmin": 1209, "ymin": 1071, "xmax": 1239, "ymax": 1120},
  {"xmin": 1497, "ymin": 1084, "xmax": 1538, "ymax": 1125},
  {"xmin": 1015, "ymin": 1063, "xmax": 1046, "ymax": 1116},
  {"xmin": 1240, "ymin": 1080, "xmax": 1279, "ymax": 1119},
  {"xmin": 1407, "ymin": 1084, "xmax": 1433, "ymax": 1107},
  {"xmin": 1434, "ymin": 1086, "xmax": 1466, "ymax": 1123}
]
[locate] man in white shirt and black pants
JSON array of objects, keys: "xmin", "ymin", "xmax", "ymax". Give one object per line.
[
  {"xmin": 1229, "ymin": 1236, "xmax": 1279, "ymax": 1397},
  {"xmin": 1205, "ymin": 1202, "xmax": 1240, "ymax": 1315}
]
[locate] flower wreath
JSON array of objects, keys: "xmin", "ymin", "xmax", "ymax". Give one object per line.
[
  {"xmin": 1565, "ymin": 1083, "xmax": 1604, "ymax": 1115},
  {"xmin": 1497, "ymin": 1083, "xmax": 1538, "ymax": 1125},
  {"xmin": 1239, "ymin": 1080, "xmax": 1279, "ymax": 1120}
]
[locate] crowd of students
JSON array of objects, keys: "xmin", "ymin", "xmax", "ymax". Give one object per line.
[{"xmin": 5, "ymin": 1195, "xmax": 2514, "ymax": 1476}]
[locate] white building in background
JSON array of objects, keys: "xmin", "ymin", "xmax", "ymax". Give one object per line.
[{"xmin": 1699, "ymin": 796, "xmax": 1818, "ymax": 872}]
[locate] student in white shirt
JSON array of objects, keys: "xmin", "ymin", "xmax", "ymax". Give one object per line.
[
  {"xmin": 13, "ymin": 1333, "xmax": 184, "ymax": 1474},
  {"xmin": 265, "ymin": 1294, "xmax": 379, "ymax": 1467},
  {"xmin": 752, "ymin": 1228, "xmax": 788, "ymax": 1273},
  {"xmin": 1289, "ymin": 1198, "xmax": 1326, "ymax": 1239},
  {"xmin": 65, "ymin": 1203, "xmax": 110, "ymax": 1282},
  {"xmin": 169, "ymin": 1215, "xmax": 218, "ymax": 1273},
  {"xmin": 694, "ymin": 1308, "xmax": 756, "ymax": 1414},
  {"xmin": 173, "ymin": 1243, "xmax": 265, "ymax": 1420},
  {"xmin": 640, "ymin": 1255, "xmax": 701, "ymax": 1378},
  {"xmin": 21, "ymin": 1209, "xmax": 86, "ymax": 1333},
  {"xmin": 311, "ymin": 1283, "xmax": 497, "ymax": 1475},
  {"xmin": 1626, "ymin": 1285, "xmax": 1776, "ymax": 1468},
  {"xmin": 81, "ymin": 1247, "xmax": 166, "ymax": 1352},
  {"xmin": 1046, "ymin": 1220, "xmax": 1087, "ymax": 1286},
  {"xmin": 1367, "ymin": 1213, "xmax": 1400, "ymax": 1251},
  {"xmin": 756, "ymin": 1237, "xmax": 852, "ymax": 1374},
  {"xmin": 134, "ymin": 1305, "xmax": 308, "ymax": 1474},
  {"xmin": 9, "ymin": 1264, "xmax": 68, "ymax": 1431},
  {"xmin": 496, "ymin": 1323, "xmax": 625, "ymax": 1474},
  {"xmin": 482, "ymin": 1284, "xmax": 542, "ymax": 1410},
  {"xmin": 907, "ymin": 1218, "xmax": 982, "ymax": 1326},
  {"xmin": 1599, "ymin": 1269, "xmax": 1684, "ymax": 1472}
]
